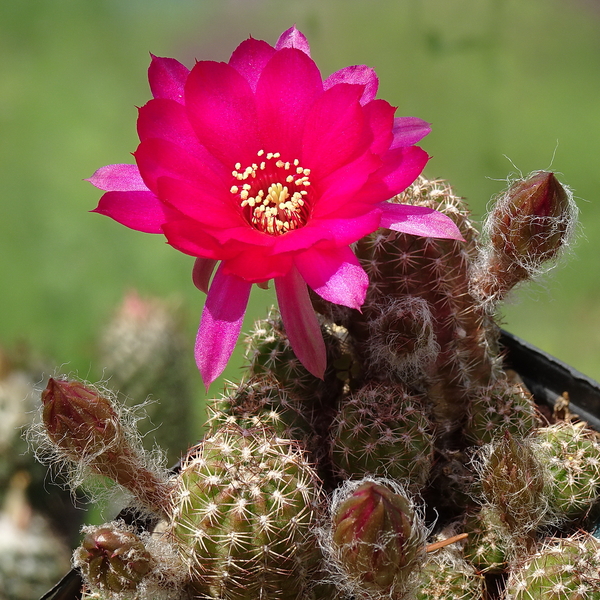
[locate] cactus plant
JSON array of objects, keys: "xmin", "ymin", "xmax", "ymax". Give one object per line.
[
  {"xmin": 35, "ymin": 168, "xmax": 594, "ymax": 600},
  {"xmin": 537, "ymin": 421, "xmax": 600, "ymax": 522},
  {"xmin": 504, "ymin": 532, "xmax": 600, "ymax": 600},
  {"xmin": 166, "ymin": 422, "xmax": 323, "ymax": 600},
  {"xmin": 329, "ymin": 383, "xmax": 435, "ymax": 491}
]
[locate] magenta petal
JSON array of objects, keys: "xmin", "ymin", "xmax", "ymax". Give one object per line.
[
  {"xmin": 310, "ymin": 209, "xmax": 382, "ymax": 246},
  {"xmin": 135, "ymin": 138, "xmax": 227, "ymax": 196},
  {"xmin": 352, "ymin": 146, "xmax": 430, "ymax": 206},
  {"xmin": 157, "ymin": 177, "xmax": 243, "ymax": 229},
  {"xmin": 301, "ymin": 83, "xmax": 369, "ymax": 180},
  {"xmin": 295, "ymin": 246, "xmax": 368, "ymax": 310},
  {"xmin": 87, "ymin": 164, "xmax": 149, "ymax": 192},
  {"xmin": 148, "ymin": 55, "xmax": 190, "ymax": 103},
  {"xmin": 275, "ymin": 267, "xmax": 326, "ymax": 379},
  {"xmin": 275, "ymin": 26, "xmax": 311, "ymax": 56},
  {"xmin": 192, "ymin": 257, "xmax": 218, "ymax": 294},
  {"xmin": 92, "ymin": 190, "xmax": 169, "ymax": 234},
  {"xmin": 185, "ymin": 60, "xmax": 259, "ymax": 166},
  {"xmin": 228, "ymin": 38, "xmax": 276, "ymax": 92},
  {"xmin": 195, "ymin": 267, "xmax": 252, "ymax": 388},
  {"xmin": 324, "ymin": 65, "xmax": 378, "ymax": 105},
  {"xmin": 390, "ymin": 117, "xmax": 432, "ymax": 148},
  {"xmin": 379, "ymin": 203, "xmax": 465, "ymax": 241},
  {"xmin": 362, "ymin": 99, "xmax": 395, "ymax": 155},
  {"xmin": 269, "ymin": 224, "xmax": 332, "ymax": 255},
  {"xmin": 162, "ymin": 219, "xmax": 236, "ymax": 260},
  {"xmin": 222, "ymin": 249, "xmax": 293, "ymax": 283},
  {"xmin": 256, "ymin": 48, "xmax": 323, "ymax": 158},
  {"xmin": 312, "ymin": 151, "xmax": 382, "ymax": 218}
]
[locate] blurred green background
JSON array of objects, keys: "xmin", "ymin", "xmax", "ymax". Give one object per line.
[{"xmin": 2, "ymin": 0, "xmax": 600, "ymax": 430}]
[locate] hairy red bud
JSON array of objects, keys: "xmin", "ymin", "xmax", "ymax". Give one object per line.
[
  {"xmin": 76, "ymin": 525, "xmax": 153, "ymax": 593},
  {"xmin": 473, "ymin": 171, "xmax": 576, "ymax": 303},
  {"xmin": 42, "ymin": 378, "xmax": 121, "ymax": 459},
  {"xmin": 331, "ymin": 481, "xmax": 424, "ymax": 593},
  {"xmin": 40, "ymin": 378, "xmax": 171, "ymax": 514},
  {"xmin": 490, "ymin": 171, "xmax": 571, "ymax": 263}
]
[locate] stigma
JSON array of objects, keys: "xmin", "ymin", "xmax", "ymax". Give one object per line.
[{"xmin": 231, "ymin": 150, "xmax": 311, "ymax": 235}]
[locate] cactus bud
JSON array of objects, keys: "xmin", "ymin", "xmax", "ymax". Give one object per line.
[
  {"xmin": 476, "ymin": 432, "xmax": 553, "ymax": 536},
  {"xmin": 491, "ymin": 172, "xmax": 570, "ymax": 259},
  {"xmin": 75, "ymin": 523, "xmax": 153, "ymax": 593},
  {"xmin": 42, "ymin": 378, "xmax": 120, "ymax": 459},
  {"xmin": 473, "ymin": 171, "xmax": 577, "ymax": 304},
  {"xmin": 322, "ymin": 478, "xmax": 427, "ymax": 599},
  {"xmin": 40, "ymin": 378, "xmax": 170, "ymax": 515}
]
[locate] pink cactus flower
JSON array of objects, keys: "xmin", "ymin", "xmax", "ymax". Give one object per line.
[{"xmin": 90, "ymin": 27, "xmax": 463, "ymax": 388}]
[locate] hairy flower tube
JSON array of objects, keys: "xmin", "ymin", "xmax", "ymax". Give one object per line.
[{"xmin": 90, "ymin": 26, "xmax": 463, "ymax": 387}]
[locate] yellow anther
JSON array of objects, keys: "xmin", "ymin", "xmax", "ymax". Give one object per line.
[
  {"xmin": 286, "ymin": 175, "xmax": 294, "ymax": 183},
  {"xmin": 273, "ymin": 152, "xmax": 281, "ymax": 158},
  {"xmin": 230, "ymin": 185, "xmax": 239, "ymax": 194},
  {"xmin": 235, "ymin": 162, "xmax": 242, "ymax": 170},
  {"xmin": 293, "ymin": 159, "xmax": 300, "ymax": 166},
  {"xmin": 296, "ymin": 166, "xmax": 304, "ymax": 174},
  {"xmin": 284, "ymin": 162, "xmax": 290, "ymax": 170},
  {"xmin": 267, "ymin": 152, "xmax": 274, "ymax": 159},
  {"xmin": 240, "ymin": 190, "xmax": 249, "ymax": 200},
  {"xmin": 242, "ymin": 184, "xmax": 252, "ymax": 191},
  {"xmin": 257, "ymin": 149, "xmax": 265, "ymax": 156}
]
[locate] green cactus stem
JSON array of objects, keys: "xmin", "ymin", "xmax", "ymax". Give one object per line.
[
  {"xmin": 415, "ymin": 548, "xmax": 484, "ymax": 600},
  {"xmin": 537, "ymin": 421, "xmax": 600, "ymax": 522},
  {"xmin": 330, "ymin": 383, "xmax": 435, "ymax": 491},
  {"xmin": 167, "ymin": 422, "xmax": 323, "ymax": 600},
  {"xmin": 504, "ymin": 532, "xmax": 600, "ymax": 600}
]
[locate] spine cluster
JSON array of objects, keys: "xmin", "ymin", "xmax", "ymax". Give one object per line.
[{"xmin": 34, "ymin": 172, "xmax": 600, "ymax": 600}]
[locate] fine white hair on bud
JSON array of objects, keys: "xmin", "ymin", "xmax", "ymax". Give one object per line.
[
  {"xmin": 317, "ymin": 477, "xmax": 430, "ymax": 600},
  {"xmin": 471, "ymin": 170, "xmax": 578, "ymax": 308},
  {"xmin": 28, "ymin": 376, "xmax": 171, "ymax": 516}
]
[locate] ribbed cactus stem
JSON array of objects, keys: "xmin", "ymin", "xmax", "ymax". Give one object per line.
[
  {"xmin": 504, "ymin": 533, "xmax": 600, "ymax": 600},
  {"xmin": 330, "ymin": 383, "xmax": 435, "ymax": 491},
  {"xmin": 351, "ymin": 178, "xmax": 502, "ymax": 436},
  {"xmin": 167, "ymin": 423, "xmax": 323, "ymax": 600}
]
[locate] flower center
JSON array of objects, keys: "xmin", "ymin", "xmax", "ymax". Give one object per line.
[{"xmin": 230, "ymin": 150, "xmax": 311, "ymax": 235}]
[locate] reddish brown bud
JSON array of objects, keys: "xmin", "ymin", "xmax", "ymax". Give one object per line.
[
  {"xmin": 490, "ymin": 171, "xmax": 572, "ymax": 263},
  {"xmin": 473, "ymin": 171, "xmax": 576, "ymax": 303},
  {"xmin": 42, "ymin": 378, "xmax": 121, "ymax": 459},
  {"xmin": 331, "ymin": 481, "xmax": 425, "ymax": 594},
  {"xmin": 40, "ymin": 378, "xmax": 171, "ymax": 515},
  {"xmin": 76, "ymin": 525, "xmax": 153, "ymax": 593}
]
